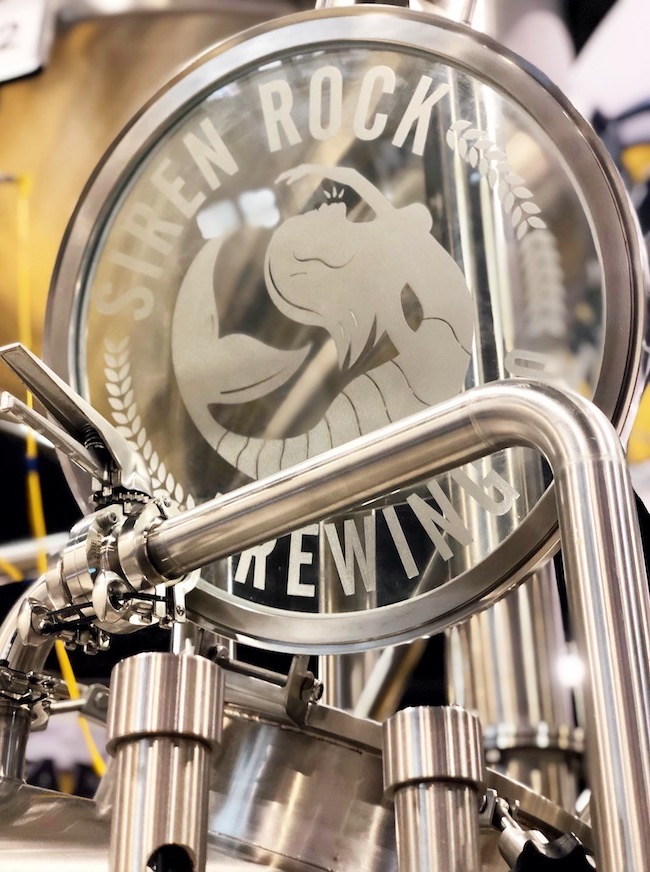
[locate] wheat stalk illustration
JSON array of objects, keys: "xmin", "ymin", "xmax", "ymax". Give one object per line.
[
  {"xmin": 103, "ymin": 337, "xmax": 195, "ymax": 509},
  {"xmin": 446, "ymin": 120, "xmax": 547, "ymax": 240}
]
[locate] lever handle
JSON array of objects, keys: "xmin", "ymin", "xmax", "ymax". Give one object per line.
[
  {"xmin": 0, "ymin": 391, "xmax": 103, "ymax": 479},
  {"xmin": 0, "ymin": 343, "xmax": 152, "ymax": 497}
]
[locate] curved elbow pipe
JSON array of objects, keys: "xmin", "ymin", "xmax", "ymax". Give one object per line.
[
  {"xmin": 0, "ymin": 578, "xmax": 54, "ymax": 675},
  {"xmin": 146, "ymin": 380, "xmax": 650, "ymax": 872}
]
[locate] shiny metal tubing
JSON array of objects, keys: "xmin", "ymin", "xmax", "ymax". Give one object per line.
[
  {"xmin": 106, "ymin": 652, "xmax": 224, "ymax": 872},
  {"xmin": 147, "ymin": 380, "xmax": 650, "ymax": 871},
  {"xmin": 448, "ymin": 562, "xmax": 582, "ymax": 809},
  {"xmin": 0, "ymin": 578, "xmax": 53, "ymax": 672},
  {"xmin": 0, "ymin": 705, "xmax": 30, "ymax": 782},
  {"xmin": 0, "ymin": 579, "xmax": 55, "ymax": 782},
  {"xmin": 383, "ymin": 707, "xmax": 484, "ymax": 872}
]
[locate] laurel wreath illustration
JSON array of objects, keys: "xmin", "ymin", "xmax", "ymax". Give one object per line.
[
  {"xmin": 447, "ymin": 120, "xmax": 566, "ymax": 340},
  {"xmin": 103, "ymin": 337, "xmax": 195, "ymax": 509},
  {"xmin": 446, "ymin": 120, "xmax": 547, "ymax": 240}
]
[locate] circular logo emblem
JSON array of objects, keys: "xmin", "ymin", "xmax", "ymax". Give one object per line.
[{"xmin": 52, "ymin": 18, "xmax": 630, "ymax": 631}]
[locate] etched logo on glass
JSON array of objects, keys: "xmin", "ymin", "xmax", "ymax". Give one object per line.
[{"xmin": 172, "ymin": 164, "xmax": 474, "ymax": 479}]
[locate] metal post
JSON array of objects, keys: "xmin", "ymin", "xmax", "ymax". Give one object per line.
[
  {"xmin": 383, "ymin": 706, "xmax": 485, "ymax": 872},
  {"xmin": 0, "ymin": 579, "xmax": 54, "ymax": 784},
  {"xmin": 318, "ymin": 511, "xmax": 380, "ymax": 710},
  {"xmin": 106, "ymin": 652, "xmax": 224, "ymax": 872}
]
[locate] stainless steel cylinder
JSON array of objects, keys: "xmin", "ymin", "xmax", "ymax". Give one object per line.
[
  {"xmin": 383, "ymin": 706, "xmax": 485, "ymax": 872},
  {"xmin": 106, "ymin": 652, "xmax": 224, "ymax": 872},
  {"xmin": 448, "ymin": 562, "xmax": 582, "ymax": 810},
  {"xmin": 0, "ymin": 704, "xmax": 30, "ymax": 782}
]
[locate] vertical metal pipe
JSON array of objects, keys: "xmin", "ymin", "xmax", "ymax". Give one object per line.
[
  {"xmin": 383, "ymin": 706, "xmax": 485, "ymax": 872},
  {"xmin": 106, "ymin": 652, "xmax": 223, "ymax": 872},
  {"xmin": 0, "ymin": 579, "xmax": 54, "ymax": 785},
  {"xmin": 448, "ymin": 562, "xmax": 581, "ymax": 809},
  {"xmin": 318, "ymin": 512, "xmax": 380, "ymax": 710},
  {"xmin": 0, "ymin": 704, "xmax": 30, "ymax": 782},
  {"xmin": 148, "ymin": 381, "xmax": 650, "ymax": 871}
]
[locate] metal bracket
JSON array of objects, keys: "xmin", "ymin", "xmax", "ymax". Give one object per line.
[
  {"xmin": 0, "ymin": 662, "xmax": 68, "ymax": 713},
  {"xmin": 284, "ymin": 655, "xmax": 324, "ymax": 725},
  {"xmin": 49, "ymin": 682, "xmax": 110, "ymax": 725}
]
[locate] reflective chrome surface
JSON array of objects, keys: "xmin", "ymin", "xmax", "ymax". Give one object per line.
[
  {"xmin": 0, "ymin": 706, "xmax": 30, "ymax": 783},
  {"xmin": 384, "ymin": 706, "xmax": 485, "ymax": 872},
  {"xmin": 0, "ymin": 580, "xmax": 56, "ymax": 781},
  {"xmin": 0, "ymin": 691, "xmax": 592, "ymax": 871},
  {"xmin": 45, "ymin": 7, "xmax": 647, "ymax": 630},
  {"xmin": 106, "ymin": 652, "xmax": 224, "ymax": 872},
  {"xmin": 138, "ymin": 379, "xmax": 649, "ymax": 871},
  {"xmin": 448, "ymin": 562, "xmax": 582, "ymax": 810}
]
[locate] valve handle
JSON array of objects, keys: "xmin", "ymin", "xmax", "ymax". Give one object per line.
[
  {"xmin": 0, "ymin": 342, "xmax": 152, "ymax": 497},
  {"xmin": 511, "ymin": 834, "xmax": 595, "ymax": 871}
]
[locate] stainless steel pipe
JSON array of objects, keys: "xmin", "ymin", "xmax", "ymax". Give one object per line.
[
  {"xmin": 448, "ymin": 562, "xmax": 582, "ymax": 810},
  {"xmin": 106, "ymin": 652, "xmax": 224, "ymax": 872},
  {"xmin": 0, "ymin": 705, "xmax": 30, "ymax": 782},
  {"xmin": 146, "ymin": 380, "xmax": 650, "ymax": 871},
  {"xmin": 0, "ymin": 579, "xmax": 55, "ymax": 781},
  {"xmin": 383, "ymin": 706, "xmax": 485, "ymax": 872}
]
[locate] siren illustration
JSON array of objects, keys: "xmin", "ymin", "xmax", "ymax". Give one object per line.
[{"xmin": 172, "ymin": 164, "xmax": 474, "ymax": 480}]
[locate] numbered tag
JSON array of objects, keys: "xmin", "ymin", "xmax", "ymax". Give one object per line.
[{"xmin": 0, "ymin": 0, "xmax": 54, "ymax": 83}]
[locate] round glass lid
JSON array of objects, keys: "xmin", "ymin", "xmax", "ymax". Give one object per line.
[{"xmin": 46, "ymin": 8, "xmax": 647, "ymax": 650}]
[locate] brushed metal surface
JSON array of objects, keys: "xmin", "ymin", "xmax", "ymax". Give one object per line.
[
  {"xmin": 0, "ymin": 702, "xmax": 591, "ymax": 871},
  {"xmin": 384, "ymin": 706, "xmax": 484, "ymax": 872}
]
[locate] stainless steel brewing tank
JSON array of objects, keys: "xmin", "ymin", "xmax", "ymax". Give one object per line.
[
  {"xmin": 0, "ymin": 693, "xmax": 592, "ymax": 871},
  {"xmin": 45, "ymin": 5, "xmax": 648, "ymax": 647}
]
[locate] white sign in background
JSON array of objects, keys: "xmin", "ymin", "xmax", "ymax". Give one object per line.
[{"xmin": 0, "ymin": 0, "xmax": 54, "ymax": 83}]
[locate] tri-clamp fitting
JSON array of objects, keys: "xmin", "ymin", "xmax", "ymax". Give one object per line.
[{"xmin": 0, "ymin": 343, "xmax": 196, "ymax": 649}]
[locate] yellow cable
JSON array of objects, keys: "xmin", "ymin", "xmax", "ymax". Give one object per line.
[
  {"xmin": 13, "ymin": 174, "xmax": 106, "ymax": 779},
  {"xmin": 55, "ymin": 639, "xmax": 107, "ymax": 777},
  {"xmin": 0, "ymin": 558, "xmax": 24, "ymax": 583}
]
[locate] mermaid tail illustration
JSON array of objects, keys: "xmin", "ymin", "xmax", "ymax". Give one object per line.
[{"xmin": 172, "ymin": 164, "xmax": 474, "ymax": 480}]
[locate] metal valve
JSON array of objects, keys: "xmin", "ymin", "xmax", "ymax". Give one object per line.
[
  {"xmin": 0, "ymin": 342, "xmax": 153, "ymax": 501},
  {"xmin": 482, "ymin": 790, "xmax": 596, "ymax": 871},
  {"xmin": 0, "ymin": 343, "xmax": 196, "ymax": 648},
  {"xmin": 509, "ymin": 836, "xmax": 595, "ymax": 871}
]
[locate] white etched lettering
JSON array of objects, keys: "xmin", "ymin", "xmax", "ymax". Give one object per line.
[
  {"xmin": 234, "ymin": 540, "xmax": 278, "ymax": 590},
  {"xmin": 183, "ymin": 118, "xmax": 239, "ymax": 190},
  {"xmin": 287, "ymin": 524, "xmax": 318, "ymax": 597},
  {"xmin": 450, "ymin": 468, "xmax": 519, "ymax": 516},
  {"xmin": 392, "ymin": 79, "xmax": 450, "ymax": 156},
  {"xmin": 258, "ymin": 79, "xmax": 302, "ymax": 153},
  {"xmin": 151, "ymin": 157, "xmax": 205, "ymax": 219},
  {"xmin": 121, "ymin": 203, "xmax": 183, "ymax": 256},
  {"xmin": 407, "ymin": 480, "xmax": 473, "ymax": 560},
  {"xmin": 382, "ymin": 506, "xmax": 418, "ymax": 578},
  {"xmin": 94, "ymin": 281, "xmax": 154, "ymax": 321},
  {"xmin": 353, "ymin": 65, "xmax": 396, "ymax": 141},
  {"xmin": 324, "ymin": 516, "xmax": 376, "ymax": 596},
  {"xmin": 108, "ymin": 250, "xmax": 162, "ymax": 280},
  {"xmin": 309, "ymin": 65, "xmax": 343, "ymax": 140}
]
